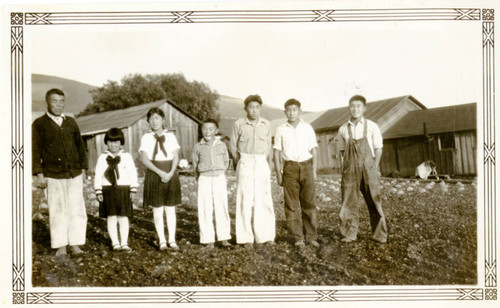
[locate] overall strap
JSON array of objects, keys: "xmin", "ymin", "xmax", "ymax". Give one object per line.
[
  {"xmin": 347, "ymin": 122, "xmax": 354, "ymax": 141},
  {"xmin": 363, "ymin": 119, "xmax": 368, "ymax": 139}
]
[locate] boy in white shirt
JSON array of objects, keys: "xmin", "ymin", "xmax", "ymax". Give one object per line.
[{"xmin": 274, "ymin": 99, "xmax": 319, "ymax": 248}]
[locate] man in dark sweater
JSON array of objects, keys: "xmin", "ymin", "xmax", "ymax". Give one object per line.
[{"xmin": 33, "ymin": 88, "xmax": 88, "ymax": 256}]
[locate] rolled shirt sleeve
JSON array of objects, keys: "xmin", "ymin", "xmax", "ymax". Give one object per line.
[
  {"xmin": 371, "ymin": 122, "xmax": 383, "ymax": 149},
  {"xmin": 273, "ymin": 126, "xmax": 283, "ymax": 151},
  {"xmin": 307, "ymin": 125, "xmax": 318, "ymax": 151}
]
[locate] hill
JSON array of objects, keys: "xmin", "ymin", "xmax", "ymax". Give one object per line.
[
  {"xmin": 216, "ymin": 95, "xmax": 286, "ymax": 137},
  {"xmin": 32, "ymin": 74, "xmax": 97, "ymax": 114}
]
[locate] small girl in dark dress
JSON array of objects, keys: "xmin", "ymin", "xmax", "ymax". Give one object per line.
[
  {"xmin": 139, "ymin": 107, "xmax": 182, "ymax": 251},
  {"xmin": 94, "ymin": 128, "xmax": 138, "ymax": 252}
]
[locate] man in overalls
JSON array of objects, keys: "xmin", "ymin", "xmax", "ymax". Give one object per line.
[{"xmin": 338, "ymin": 95, "xmax": 387, "ymax": 243}]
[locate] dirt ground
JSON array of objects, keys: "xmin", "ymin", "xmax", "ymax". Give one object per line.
[{"xmin": 32, "ymin": 174, "xmax": 477, "ymax": 286}]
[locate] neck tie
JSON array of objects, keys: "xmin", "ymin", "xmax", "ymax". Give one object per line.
[
  {"xmin": 105, "ymin": 155, "xmax": 121, "ymax": 186},
  {"xmin": 152, "ymin": 134, "xmax": 168, "ymax": 160}
]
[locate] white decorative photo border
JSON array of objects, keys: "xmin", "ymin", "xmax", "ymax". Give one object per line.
[{"xmin": 5, "ymin": 2, "xmax": 497, "ymax": 305}]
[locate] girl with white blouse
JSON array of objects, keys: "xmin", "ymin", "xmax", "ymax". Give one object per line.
[
  {"xmin": 139, "ymin": 107, "xmax": 182, "ymax": 251},
  {"xmin": 94, "ymin": 128, "xmax": 138, "ymax": 252}
]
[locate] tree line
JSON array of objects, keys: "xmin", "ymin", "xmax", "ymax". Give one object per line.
[{"xmin": 78, "ymin": 73, "xmax": 220, "ymax": 122}]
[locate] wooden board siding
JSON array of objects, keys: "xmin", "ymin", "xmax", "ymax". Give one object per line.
[
  {"xmin": 316, "ymin": 130, "xmax": 341, "ymax": 172},
  {"xmin": 379, "ymin": 141, "xmax": 399, "ymax": 177},
  {"xmin": 380, "ymin": 130, "xmax": 476, "ymax": 177},
  {"xmin": 454, "ymin": 131, "xmax": 477, "ymax": 175},
  {"xmin": 377, "ymin": 98, "xmax": 424, "ymax": 133}
]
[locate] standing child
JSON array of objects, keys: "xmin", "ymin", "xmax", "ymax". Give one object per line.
[
  {"xmin": 94, "ymin": 128, "xmax": 138, "ymax": 252},
  {"xmin": 273, "ymin": 99, "xmax": 319, "ymax": 248},
  {"xmin": 229, "ymin": 94, "xmax": 275, "ymax": 248},
  {"xmin": 192, "ymin": 119, "xmax": 232, "ymax": 249},
  {"xmin": 338, "ymin": 95, "xmax": 387, "ymax": 243},
  {"xmin": 139, "ymin": 107, "xmax": 181, "ymax": 251}
]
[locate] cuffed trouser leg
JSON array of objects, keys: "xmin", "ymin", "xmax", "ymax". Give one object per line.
[{"xmin": 47, "ymin": 175, "xmax": 87, "ymax": 249}]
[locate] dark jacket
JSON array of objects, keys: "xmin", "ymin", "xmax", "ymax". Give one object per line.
[{"xmin": 32, "ymin": 114, "xmax": 88, "ymax": 179}]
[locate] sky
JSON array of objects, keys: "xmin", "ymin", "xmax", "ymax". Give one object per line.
[{"xmin": 31, "ymin": 15, "xmax": 481, "ymax": 111}]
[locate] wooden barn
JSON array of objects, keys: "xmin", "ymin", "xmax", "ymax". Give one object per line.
[
  {"xmin": 310, "ymin": 95, "xmax": 426, "ymax": 172},
  {"xmin": 76, "ymin": 99, "xmax": 201, "ymax": 175},
  {"xmin": 381, "ymin": 103, "xmax": 477, "ymax": 177}
]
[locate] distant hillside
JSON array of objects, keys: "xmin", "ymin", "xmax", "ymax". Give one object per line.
[
  {"xmin": 32, "ymin": 74, "xmax": 97, "ymax": 114},
  {"xmin": 217, "ymin": 95, "xmax": 286, "ymax": 136}
]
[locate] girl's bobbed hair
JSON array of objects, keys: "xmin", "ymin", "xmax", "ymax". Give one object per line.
[{"xmin": 104, "ymin": 127, "xmax": 125, "ymax": 145}]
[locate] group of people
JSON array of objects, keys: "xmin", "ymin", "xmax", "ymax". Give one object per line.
[{"xmin": 32, "ymin": 88, "xmax": 387, "ymax": 256}]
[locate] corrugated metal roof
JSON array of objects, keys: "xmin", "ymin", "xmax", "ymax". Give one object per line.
[
  {"xmin": 383, "ymin": 103, "xmax": 476, "ymax": 139},
  {"xmin": 311, "ymin": 95, "xmax": 425, "ymax": 132},
  {"xmin": 76, "ymin": 99, "xmax": 200, "ymax": 135}
]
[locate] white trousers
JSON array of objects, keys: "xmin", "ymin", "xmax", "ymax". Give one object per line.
[
  {"xmin": 46, "ymin": 175, "xmax": 87, "ymax": 248},
  {"xmin": 197, "ymin": 174, "xmax": 231, "ymax": 244},
  {"xmin": 235, "ymin": 153, "xmax": 275, "ymax": 244}
]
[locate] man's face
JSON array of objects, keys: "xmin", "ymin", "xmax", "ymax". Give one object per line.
[
  {"xmin": 46, "ymin": 94, "xmax": 65, "ymax": 116},
  {"xmin": 284, "ymin": 104, "xmax": 300, "ymax": 122},
  {"xmin": 349, "ymin": 100, "xmax": 366, "ymax": 120},
  {"xmin": 245, "ymin": 101, "xmax": 261, "ymax": 120}
]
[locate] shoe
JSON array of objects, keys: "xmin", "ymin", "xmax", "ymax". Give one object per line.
[
  {"xmin": 341, "ymin": 237, "xmax": 356, "ymax": 243},
  {"xmin": 243, "ymin": 243, "xmax": 253, "ymax": 250},
  {"xmin": 203, "ymin": 243, "xmax": 214, "ymax": 249},
  {"xmin": 70, "ymin": 245, "xmax": 84, "ymax": 254},
  {"xmin": 307, "ymin": 240, "xmax": 320, "ymax": 247},
  {"xmin": 121, "ymin": 245, "xmax": 132, "ymax": 252},
  {"xmin": 374, "ymin": 238, "xmax": 387, "ymax": 244},
  {"xmin": 55, "ymin": 246, "xmax": 67, "ymax": 256},
  {"xmin": 220, "ymin": 240, "xmax": 231, "ymax": 247},
  {"xmin": 159, "ymin": 242, "xmax": 168, "ymax": 251},
  {"xmin": 112, "ymin": 244, "xmax": 122, "ymax": 251},
  {"xmin": 169, "ymin": 242, "xmax": 180, "ymax": 251},
  {"xmin": 294, "ymin": 241, "xmax": 305, "ymax": 247}
]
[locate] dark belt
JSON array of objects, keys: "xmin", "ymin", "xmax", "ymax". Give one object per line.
[{"xmin": 284, "ymin": 158, "xmax": 312, "ymax": 166}]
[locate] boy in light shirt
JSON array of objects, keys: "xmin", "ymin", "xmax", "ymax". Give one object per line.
[
  {"xmin": 274, "ymin": 99, "xmax": 319, "ymax": 248},
  {"xmin": 192, "ymin": 119, "xmax": 232, "ymax": 249}
]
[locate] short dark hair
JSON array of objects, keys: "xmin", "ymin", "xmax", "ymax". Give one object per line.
[
  {"xmin": 146, "ymin": 107, "xmax": 165, "ymax": 121},
  {"xmin": 349, "ymin": 95, "xmax": 367, "ymax": 106},
  {"xmin": 244, "ymin": 94, "xmax": 263, "ymax": 108},
  {"xmin": 45, "ymin": 88, "xmax": 65, "ymax": 103},
  {"xmin": 284, "ymin": 98, "xmax": 301, "ymax": 109},
  {"xmin": 104, "ymin": 127, "xmax": 125, "ymax": 145},
  {"xmin": 202, "ymin": 118, "xmax": 219, "ymax": 128}
]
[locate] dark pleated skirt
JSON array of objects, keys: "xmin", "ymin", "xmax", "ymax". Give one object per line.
[
  {"xmin": 99, "ymin": 185, "xmax": 133, "ymax": 218},
  {"xmin": 143, "ymin": 160, "xmax": 181, "ymax": 207}
]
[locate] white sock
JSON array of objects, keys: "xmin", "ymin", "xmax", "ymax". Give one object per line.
[
  {"xmin": 118, "ymin": 216, "xmax": 129, "ymax": 247},
  {"xmin": 107, "ymin": 216, "xmax": 119, "ymax": 246},
  {"xmin": 153, "ymin": 207, "xmax": 167, "ymax": 244},
  {"xmin": 166, "ymin": 206, "xmax": 177, "ymax": 244}
]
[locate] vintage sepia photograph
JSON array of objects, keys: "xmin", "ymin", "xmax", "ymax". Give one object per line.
[{"xmin": 2, "ymin": 0, "xmax": 498, "ymax": 305}]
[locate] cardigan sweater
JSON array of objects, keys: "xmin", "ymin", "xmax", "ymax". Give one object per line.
[{"xmin": 32, "ymin": 113, "xmax": 88, "ymax": 179}]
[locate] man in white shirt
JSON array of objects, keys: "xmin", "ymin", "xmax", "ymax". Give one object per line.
[
  {"xmin": 338, "ymin": 95, "xmax": 387, "ymax": 243},
  {"xmin": 274, "ymin": 99, "xmax": 319, "ymax": 248}
]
